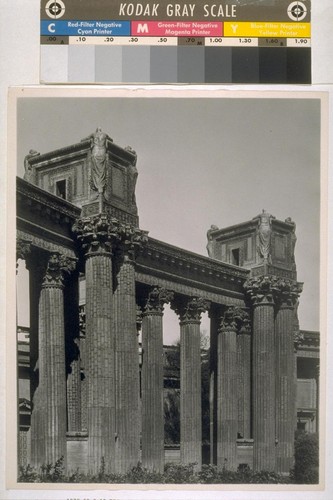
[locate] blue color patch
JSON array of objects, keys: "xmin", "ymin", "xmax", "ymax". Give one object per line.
[{"xmin": 41, "ymin": 20, "xmax": 131, "ymax": 36}]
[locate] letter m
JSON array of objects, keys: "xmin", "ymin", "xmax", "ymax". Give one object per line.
[{"xmin": 137, "ymin": 23, "xmax": 149, "ymax": 34}]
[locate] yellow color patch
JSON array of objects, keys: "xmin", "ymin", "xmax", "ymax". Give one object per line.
[{"xmin": 224, "ymin": 22, "xmax": 311, "ymax": 38}]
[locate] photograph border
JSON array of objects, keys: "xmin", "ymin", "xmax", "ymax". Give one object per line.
[{"xmin": 6, "ymin": 86, "xmax": 329, "ymax": 496}]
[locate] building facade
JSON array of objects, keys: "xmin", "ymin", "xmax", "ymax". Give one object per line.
[{"xmin": 16, "ymin": 129, "xmax": 319, "ymax": 476}]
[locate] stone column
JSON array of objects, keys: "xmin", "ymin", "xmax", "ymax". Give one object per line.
[
  {"xmin": 141, "ymin": 287, "xmax": 173, "ymax": 472},
  {"xmin": 315, "ymin": 363, "xmax": 320, "ymax": 434},
  {"xmin": 274, "ymin": 280, "xmax": 302, "ymax": 474},
  {"xmin": 113, "ymin": 224, "xmax": 148, "ymax": 474},
  {"xmin": 217, "ymin": 307, "xmax": 238, "ymax": 470},
  {"xmin": 16, "ymin": 239, "xmax": 32, "ymax": 465},
  {"xmin": 25, "ymin": 251, "xmax": 45, "ymax": 468},
  {"xmin": 16, "ymin": 238, "xmax": 32, "ymax": 274},
  {"xmin": 293, "ymin": 323, "xmax": 303, "ymax": 432},
  {"xmin": 37, "ymin": 253, "xmax": 76, "ymax": 467},
  {"xmin": 79, "ymin": 305, "xmax": 88, "ymax": 432},
  {"xmin": 237, "ymin": 310, "xmax": 252, "ymax": 440},
  {"xmin": 173, "ymin": 297, "xmax": 209, "ymax": 469},
  {"xmin": 65, "ymin": 271, "xmax": 81, "ymax": 432},
  {"xmin": 245, "ymin": 276, "xmax": 276, "ymax": 472},
  {"xmin": 73, "ymin": 214, "xmax": 117, "ymax": 474},
  {"xmin": 208, "ymin": 307, "xmax": 219, "ymax": 465}
]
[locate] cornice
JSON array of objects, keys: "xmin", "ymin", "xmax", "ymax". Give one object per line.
[
  {"xmin": 29, "ymin": 141, "xmax": 90, "ymax": 166},
  {"xmin": 28, "ymin": 137, "xmax": 136, "ymax": 169},
  {"xmin": 142, "ymin": 237, "xmax": 249, "ymax": 283},
  {"xmin": 207, "ymin": 215, "xmax": 295, "ymax": 241},
  {"xmin": 17, "ymin": 176, "xmax": 81, "ymax": 222},
  {"xmin": 298, "ymin": 330, "xmax": 320, "ymax": 349}
]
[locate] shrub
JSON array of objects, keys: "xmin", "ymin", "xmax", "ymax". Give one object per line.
[
  {"xmin": 18, "ymin": 459, "xmax": 291, "ymax": 484},
  {"xmin": 291, "ymin": 431, "xmax": 319, "ymax": 484},
  {"xmin": 40, "ymin": 456, "xmax": 66, "ymax": 482},
  {"xmin": 163, "ymin": 462, "xmax": 197, "ymax": 483},
  {"xmin": 197, "ymin": 464, "xmax": 221, "ymax": 483},
  {"xmin": 18, "ymin": 464, "xmax": 38, "ymax": 483}
]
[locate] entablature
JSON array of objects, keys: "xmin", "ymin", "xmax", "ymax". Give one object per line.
[
  {"xmin": 17, "ymin": 176, "xmax": 81, "ymax": 221},
  {"xmin": 136, "ymin": 237, "xmax": 249, "ymax": 306},
  {"xmin": 17, "ymin": 177, "xmax": 80, "ymax": 257}
]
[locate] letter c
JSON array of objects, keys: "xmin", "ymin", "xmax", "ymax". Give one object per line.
[{"xmin": 48, "ymin": 23, "xmax": 56, "ymax": 33}]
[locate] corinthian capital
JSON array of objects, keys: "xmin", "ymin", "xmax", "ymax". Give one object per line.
[
  {"xmin": 274, "ymin": 278, "xmax": 303, "ymax": 308},
  {"xmin": 244, "ymin": 275, "xmax": 278, "ymax": 305},
  {"xmin": 42, "ymin": 253, "xmax": 77, "ymax": 288},
  {"xmin": 114, "ymin": 223, "xmax": 149, "ymax": 262},
  {"xmin": 173, "ymin": 296, "xmax": 210, "ymax": 324},
  {"xmin": 73, "ymin": 214, "xmax": 120, "ymax": 254},
  {"xmin": 218, "ymin": 306, "xmax": 251, "ymax": 334},
  {"xmin": 143, "ymin": 287, "xmax": 174, "ymax": 315},
  {"xmin": 16, "ymin": 238, "xmax": 32, "ymax": 262}
]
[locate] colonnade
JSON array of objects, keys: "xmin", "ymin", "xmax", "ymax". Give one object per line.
[{"xmin": 17, "ymin": 215, "xmax": 302, "ymax": 475}]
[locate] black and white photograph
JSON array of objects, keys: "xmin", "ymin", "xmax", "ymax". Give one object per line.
[{"xmin": 7, "ymin": 88, "xmax": 327, "ymax": 494}]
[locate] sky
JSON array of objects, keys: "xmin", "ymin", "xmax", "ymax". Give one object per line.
[{"xmin": 16, "ymin": 93, "xmax": 321, "ymax": 342}]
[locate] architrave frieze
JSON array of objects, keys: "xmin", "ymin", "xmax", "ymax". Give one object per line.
[
  {"xmin": 250, "ymin": 263, "xmax": 296, "ymax": 280},
  {"xmin": 17, "ymin": 215, "xmax": 77, "ymax": 255},
  {"xmin": 81, "ymin": 200, "xmax": 139, "ymax": 225},
  {"xmin": 135, "ymin": 272, "xmax": 245, "ymax": 307},
  {"xmin": 17, "ymin": 230, "xmax": 76, "ymax": 259}
]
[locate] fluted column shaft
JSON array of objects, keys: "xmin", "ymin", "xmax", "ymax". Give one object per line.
[
  {"xmin": 79, "ymin": 306, "xmax": 88, "ymax": 431},
  {"xmin": 67, "ymin": 354, "xmax": 82, "ymax": 432},
  {"xmin": 73, "ymin": 215, "xmax": 148, "ymax": 474},
  {"xmin": 180, "ymin": 319, "xmax": 202, "ymax": 467},
  {"xmin": 275, "ymin": 303, "xmax": 295, "ymax": 473},
  {"xmin": 65, "ymin": 273, "xmax": 81, "ymax": 432},
  {"xmin": 114, "ymin": 255, "xmax": 140, "ymax": 473},
  {"xmin": 245, "ymin": 277, "xmax": 277, "ymax": 471},
  {"xmin": 252, "ymin": 300, "xmax": 275, "ymax": 470},
  {"xmin": 237, "ymin": 321, "xmax": 251, "ymax": 439},
  {"xmin": 39, "ymin": 278, "xmax": 67, "ymax": 465},
  {"xmin": 25, "ymin": 254, "xmax": 43, "ymax": 468},
  {"xmin": 80, "ymin": 333, "xmax": 88, "ymax": 432},
  {"xmin": 174, "ymin": 297, "xmax": 209, "ymax": 469},
  {"xmin": 141, "ymin": 287, "xmax": 173, "ymax": 472},
  {"xmin": 34, "ymin": 253, "xmax": 75, "ymax": 468},
  {"xmin": 274, "ymin": 281, "xmax": 302, "ymax": 474},
  {"xmin": 85, "ymin": 252, "xmax": 115, "ymax": 473},
  {"xmin": 141, "ymin": 312, "xmax": 164, "ymax": 470},
  {"xmin": 217, "ymin": 309, "xmax": 238, "ymax": 470},
  {"xmin": 252, "ymin": 300, "xmax": 275, "ymax": 471},
  {"xmin": 209, "ymin": 310, "xmax": 219, "ymax": 465}
]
